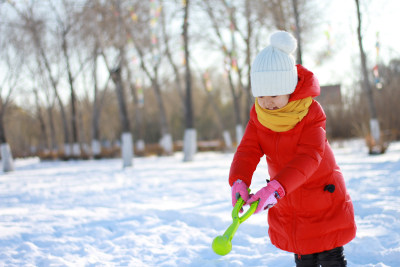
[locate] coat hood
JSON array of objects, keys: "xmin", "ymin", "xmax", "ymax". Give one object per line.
[{"xmin": 289, "ymin": 65, "xmax": 320, "ymax": 102}]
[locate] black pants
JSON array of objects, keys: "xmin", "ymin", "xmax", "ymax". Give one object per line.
[{"xmin": 294, "ymin": 246, "xmax": 347, "ymax": 267}]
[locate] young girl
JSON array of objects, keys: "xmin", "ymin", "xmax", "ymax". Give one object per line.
[{"xmin": 230, "ymin": 31, "xmax": 356, "ymax": 267}]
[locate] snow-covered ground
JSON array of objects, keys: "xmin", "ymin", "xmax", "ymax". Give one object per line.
[{"xmin": 1, "ymin": 140, "xmax": 399, "ymax": 266}]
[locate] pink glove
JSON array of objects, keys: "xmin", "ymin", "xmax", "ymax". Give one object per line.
[
  {"xmin": 231, "ymin": 179, "xmax": 249, "ymax": 207},
  {"xmin": 247, "ymin": 180, "xmax": 285, "ymax": 214}
]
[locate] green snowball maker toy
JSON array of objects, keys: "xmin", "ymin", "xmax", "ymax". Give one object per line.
[{"xmin": 212, "ymin": 195, "xmax": 258, "ymax": 256}]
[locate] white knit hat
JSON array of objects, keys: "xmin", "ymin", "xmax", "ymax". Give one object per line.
[{"xmin": 251, "ymin": 31, "xmax": 298, "ymax": 97}]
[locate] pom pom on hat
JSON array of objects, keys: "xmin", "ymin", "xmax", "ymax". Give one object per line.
[
  {"xmin": 251, "ymin": 31, "xmax": 298, "ymax": 97},
  {"xmin": 270, "ymin": 31, "xmax": 297, "ymax": 54}
]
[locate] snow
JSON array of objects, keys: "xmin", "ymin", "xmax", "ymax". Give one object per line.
[{"xmin": 1, "ymin": 140, "xmax": 399, "ymax": 266}]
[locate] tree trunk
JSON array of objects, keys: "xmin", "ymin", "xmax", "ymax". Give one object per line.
[
  {"xmin": 121, "ymin": 132, "xmax": 133, "ymax": 168},
  {"xmin": 355, "ymin": 0, "xmax": 381, "ymax": 151},
  {"xmin": 183, "ymin": 0, "xmax": 197, "ymax": 161},
  {"xmin": 91, "ymin": 46, "xmax": 101, "ymax": 157},
  {"xmin": 0, "ymin": 112, "xmax": 6, "ymax": 144},
  {"xmin": 111, "ymin": 66, "xmax": 130, "ymax": 133},
  {"xmin": 292, "ymin": 0, "xmax": 303, "ymax": 65},
  {"xmin": 110, "ymin": 64, "xmax": 133, "ymax": 167},
  {"xmin": 152, "ymin": 69, "xmax": 173, "ymax": 155},
  {"xmin": 1, "ymin": 143, "xmax": 14, "ymax": 173},
  {"xmin": 91, "ymin": 51, "xmax": 111, "ymax": 158},
  {"xmin": 244, "ymin": 0, "xmax": 253, "ymax": 121},
  {"xmin": 33, "ymin": 88, "xmax": 49, "ymax": 152},
  {"xmin": 125, "ymin": 58, "xmax": 145, "ymax": 154},
  {"xmin": 62, "ymin": 30, "xmax": 80, "ymax": 156},
  {"xmin": 46, "ymin": 105, "xmax": 58, "ymax": 153},
  {"xmin": 183, "ymin": 1, "xmax": 193, "ymax": 129},
  {"xmin": 0, "ymin": 113, "xmax": 14, "ymax": 172}
]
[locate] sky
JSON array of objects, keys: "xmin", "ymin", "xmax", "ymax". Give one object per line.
[{"xmin": 307, "ymin": 0, "xmax": 400, "ymax": 94}]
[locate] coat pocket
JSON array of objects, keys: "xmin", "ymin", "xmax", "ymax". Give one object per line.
[{"xmin": 300, "ymin": 182, "xmax": 334, "ymax": 212}]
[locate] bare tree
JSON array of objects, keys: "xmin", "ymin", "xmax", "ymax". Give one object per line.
[
  {"xmin": 49, "ymin": 0, "xmax": 94, "ymax": 157},
  {"xmin": 0, "ymin": 3, "xmax": 30, "ymax": 171},
  {"xmin": 355, "ymin": 0, "xmax": 385, "ymax": 154},
  {"xmin": 124, "ymin": 56, "xmax": 145, "ymax": 154},
  {"xmin": 181, "ymin": 0, "xmax": 197, "ymax": 161},
  {"xmin": 0, "ymin": 49, "xmax": 19, "ymax": 172},
  {"xmin": 218, "ymin": 0, "xmax": 265, "ymax": 123},
  {"xmin": 377, "ymin": 60, "xmax": 400, "ymax": 138},
  {"xmin": 134, "ymin": 45, "xmax": 172, "ymax": 154},
  {"xmin": 74, "ymin": 1, "xmax": 111, "ymax": 158},
  {"xmin": 33, "ymin": 88, "xmax": 49, "ymax": 153},
  {"xmin": 160, "ymin": 0, "xmax": 184, "ymax": 104},
  {"xmin": 91, "ymin": 44, "xmax": 111, "ymax": 158},
  {"xmin": 203, "ymin": 0, "xmax": 246, "ymax": 145},
  {"xmin": 79, "ymin": 0, "xmax": 135, "ymax": 166},
  {"xmin": 260, "ymin": 0, "xmax": 320, "ymax": 64},
  {"xmin": 291, "ymin": 0, "xmax": 303, "ymax": 64},
  {"xmin": 10, "ymin": 3, "xmax": 72, "ymax": 156},
  {"xmin": 199, "ymin": 68, "xmax": 233, "ymax": 151},
  {"xmin": 27, "ymin": 53, "xmax": 59, "ymax": 157},
  {"xmin": 110, "ymin": 63, "xmax": 131, "ymax": 135},
  {"xmin": 40, "ymin": 65, "xmax": 60, "ymax": 155},
  {"xmin": 124, "ymin": 0, "xmax": 173, "ymax": 155},
  {"xmin": 26, "ymin": 60, "xmax": 52, "ymax": 155},
  {"xmin": 111, "ymin": 0, "xmax": 134, "ymax": 166}
]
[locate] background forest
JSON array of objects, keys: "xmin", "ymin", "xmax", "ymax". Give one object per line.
[{"xmin": 1, "ymin": 0, "xmax": 399, "ymax": 161}]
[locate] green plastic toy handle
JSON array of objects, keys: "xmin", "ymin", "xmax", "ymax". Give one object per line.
[
  {"xmin": 212, "ymin": 196, "xmax": 258, "ymax": 256},
  {"xmin": 232, "ymin": 196, "xmax": 258, "ymax": 223}
]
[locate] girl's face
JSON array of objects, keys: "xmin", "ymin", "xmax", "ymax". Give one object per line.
[{"xmin": 257, "ymin": 95, "xmax": 290, "ymax": 110}]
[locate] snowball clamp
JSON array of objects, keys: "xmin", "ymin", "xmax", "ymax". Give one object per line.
[{"xmin": 212, "ymin": 191, "xmax": 259, "ymax": 256}]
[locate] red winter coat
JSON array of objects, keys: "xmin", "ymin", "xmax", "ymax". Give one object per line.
[{"xmin": 229, "ymin": 65, "xmax": 356, "ymax": 255}]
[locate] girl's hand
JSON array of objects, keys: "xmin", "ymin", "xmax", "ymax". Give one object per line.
[
  {"xmin": 231, "ymin": 180, "xmax": 249, "ymax": 208},
  {"xmin": 247, "ymin": 180, "xmax": 285, "ymax": 214}
]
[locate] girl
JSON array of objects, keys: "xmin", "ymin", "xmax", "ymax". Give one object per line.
[{"xmin": 230, "ymin": 31, "xmax": 356, "ymax": 267}]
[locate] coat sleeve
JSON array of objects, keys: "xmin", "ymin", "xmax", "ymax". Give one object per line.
[
  {"xmin": 274, "ymin": 102, "xmax": 327, "ymax": 194},
  {"xmin": 229, "ymin": 117, "xmax": 264, "ymax": 187}
]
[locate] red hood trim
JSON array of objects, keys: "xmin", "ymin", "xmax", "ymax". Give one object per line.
[{"xmin": 289, "ymin": 65, "xmax": 320, "ymax": 102}]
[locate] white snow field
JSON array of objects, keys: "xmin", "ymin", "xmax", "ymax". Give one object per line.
[{"xmin": 0, "ymin": 140, "xmax": 399, "ymax": 266}]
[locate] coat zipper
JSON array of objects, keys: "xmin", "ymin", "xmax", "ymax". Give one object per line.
[{"xmin": 275, "ymin": 132, "xmax": 299, "ymax": 253}]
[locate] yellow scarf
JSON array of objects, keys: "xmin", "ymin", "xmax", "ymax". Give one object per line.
[{"xmin": 255, "ymin": 97, "xmax": 313, "ymax": 132}]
